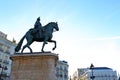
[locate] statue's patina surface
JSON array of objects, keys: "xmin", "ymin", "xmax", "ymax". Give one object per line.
[{"xmin": 15, "ymin": 17, "xmax": 59, "ymax": 53}]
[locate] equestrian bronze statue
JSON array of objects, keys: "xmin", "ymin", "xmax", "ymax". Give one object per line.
[{"xmin": 15, "ymin": 22, "xmax": 59, "ymax": 53}]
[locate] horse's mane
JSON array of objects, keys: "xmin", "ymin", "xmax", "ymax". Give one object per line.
[{"xmin": 43, "ymin": 22, "xmax": 55, "ymax": 28}]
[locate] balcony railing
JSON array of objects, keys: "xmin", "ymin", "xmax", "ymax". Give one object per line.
[{"xmin": 3, "ymin": 60, "xmax": 9, "ymax": 64}]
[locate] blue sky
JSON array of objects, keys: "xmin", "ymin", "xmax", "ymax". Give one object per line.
[{"xmin": 0, "ymin": 0, "xmax": 120, "ymax": 75}]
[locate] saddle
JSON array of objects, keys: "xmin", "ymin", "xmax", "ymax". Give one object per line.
[{"xmin": 29, "ymin": 28, "xmax": 45, "ymax": 35}]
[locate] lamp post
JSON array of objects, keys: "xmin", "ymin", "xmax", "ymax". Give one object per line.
[
  {"xmin": 0, "ymin": 64, "xmax": 7, "ymax": 80},
  {"xmin": 90, "ymin": 64, "xmax": 95, "ymax": 80},
  {"xmin": 69, "ymin": 76, "xmax": 72, "ymax": 80}
]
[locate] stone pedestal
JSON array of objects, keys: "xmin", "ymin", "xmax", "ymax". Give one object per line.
[{"xmin": 10, "ymin": 52, "xmax": 58, "ymax": 80}]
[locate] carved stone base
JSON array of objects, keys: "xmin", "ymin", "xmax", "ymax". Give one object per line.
[{"xmin": 10, "ymin": 52, "xmax": 58, "ymax": 80}]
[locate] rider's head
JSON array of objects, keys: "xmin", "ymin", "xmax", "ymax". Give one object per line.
[{"xmin": 37, "ymin": 17, "xmax": 40, "ymax": 21}]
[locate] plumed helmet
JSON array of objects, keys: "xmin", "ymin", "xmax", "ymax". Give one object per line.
[{"xmin": 37, "ymin": 17, "xmax": 40, "ymax": 21}]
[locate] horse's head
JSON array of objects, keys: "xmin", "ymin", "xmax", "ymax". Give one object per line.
[
  {"xmin": 50, "ymin": 22, "xmax": 59, "ymax": 31},
  {"xmin": 44, "ymin": 22, "xmax": 59, "ymax": 33}
]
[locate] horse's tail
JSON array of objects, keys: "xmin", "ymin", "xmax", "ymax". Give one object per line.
[{"xmin": 15, "ymin": 35, "xmax": 26, "ymax": 52}]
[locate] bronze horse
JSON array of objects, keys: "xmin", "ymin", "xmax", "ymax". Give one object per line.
[{"xmin": 15, "ymin": 22, "xmax": 59, "ymax": 53}]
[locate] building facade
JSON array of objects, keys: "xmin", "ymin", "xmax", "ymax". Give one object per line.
[
  {"xmin": 72, "ymin": 67, "xmax": 117, "ymax": 80},
  {"xmin": 71, "ymin": 68, "xmax": 88, "ymax": 80},
  {"xmin": 56, "ymin": 60, "xmax": 69, "ymax": 80},
  {"xmin": 0, "ymin": 31, "xmax": 16, "ymax": 80}
]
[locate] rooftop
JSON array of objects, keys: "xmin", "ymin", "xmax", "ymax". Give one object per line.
[{"xmin": 92, "ymin": 67, "xmax": 112, "ymax": 70}]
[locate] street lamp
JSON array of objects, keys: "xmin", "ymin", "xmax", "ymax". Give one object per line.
[
  {"xmin": 69, "ymin": 76, "xmax": 72, "ymax": 80},
  {"xmin": 90, "ymin": 64, "xmax": 95, "ymax": 80},
  {"xmin": 0, "ymin": 64, "xmax": 7, "ymax": 80}
]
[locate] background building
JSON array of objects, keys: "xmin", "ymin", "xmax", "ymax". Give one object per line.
[
  {"xmin": 71, "ymin": 68, "xmax": 88, "ymax": 80},
  {"xmin": 0, "ymin": 31, "xmax": 16, "ymax": 80},
  {"xmin": 72, "ymin": 66, "xmax": 117, "ymax": 80},
  {"xmin": 56, "ymin": 60, "xmax": 69, "ymax": 80}
]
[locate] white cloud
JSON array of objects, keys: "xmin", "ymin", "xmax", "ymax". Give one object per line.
[{"xmin": 57, "ymin": 36, "xmax": 120, "ymax": 75}]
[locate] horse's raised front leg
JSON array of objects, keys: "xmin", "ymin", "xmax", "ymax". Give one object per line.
[{"xmin": 48, "ymin": 39, "xmax": 56, "ymax": 50}]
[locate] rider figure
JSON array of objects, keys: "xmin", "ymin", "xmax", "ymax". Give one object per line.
[
  {"xmin": 34, "ymin": 17, "xmax": 43, "ymax": 38},
  {"xmin": 34, "ymin": 17, "xmax": 48, "ymax": 44}
]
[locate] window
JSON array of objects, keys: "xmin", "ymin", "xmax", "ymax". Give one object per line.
[{"xmin": 0, "ymin": 43, "xmax": 4, "ymax": 52}]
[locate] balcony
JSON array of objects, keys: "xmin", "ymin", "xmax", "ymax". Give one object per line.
[
  {"xmin": 3, "ymin": 60, "xmax": 9, "ymax": 64},
  {"xmin": 0, "ymin": 59, "xmax": 2, "ymax": 62}
]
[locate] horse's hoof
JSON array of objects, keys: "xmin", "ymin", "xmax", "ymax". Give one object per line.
[
  {"xmin": 45, "ymin": 42, "xmax": 48, "ymax": 44},
  {"xmin": 21, "ymin": 51, "xmax": 23, "ymax": 53},
  {"xmin": 52, "ymin": 48, "xmax": 55, "ymax": 50},
  {"xmin": 41, "ymin": 50, "xmax": 44, "ymax": 53}
]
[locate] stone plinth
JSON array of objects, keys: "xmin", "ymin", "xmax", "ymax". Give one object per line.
[{"xmin": 10, "ymin": 52, "xmax": 58, "ymax": 80}]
